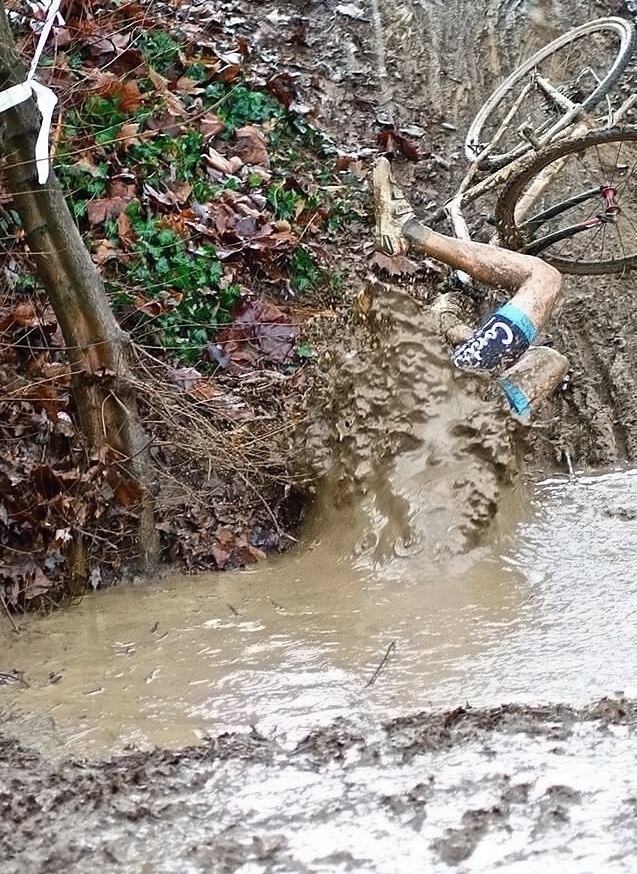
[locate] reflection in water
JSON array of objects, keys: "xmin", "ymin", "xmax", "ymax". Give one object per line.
[{"xmin": 1, "ymin": 469, "xmax": 635, "ymax": 758}]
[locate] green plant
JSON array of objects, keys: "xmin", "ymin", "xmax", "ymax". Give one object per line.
[
  {"xmin": 204, "ymin": 83, "xmax": 284, "ymax": 134},
  {"xmin": 296, "ymin": 340, "xmax": 315, "ymax": 360},
  {"xmin": 290, "ymin": 246, "xmax": 323, "ymax": 293},
  {"xmin": 184, "ymin": 61, "xmax": 207, "ymax": 82},
  {"xmin": 55, "ymin": 161, "xmax": 109, "ymax": 219},
  {"xmin": 139, "ymin": 31, "xmax": 183, "ymax": 73},
  {"xmin": 82, "ymin": 95, "xmax": 129, "ymax": 145},
  {"xmin": 127, "ymin": 131, "xmax": 205, "ymax": 186},
  {"xmin": 119, "ymin": 204, "xmax": 239, "ymax": 363},
  {"xmin": 266, "ymin": 182, "xmax": 302, "ymax": 221}
]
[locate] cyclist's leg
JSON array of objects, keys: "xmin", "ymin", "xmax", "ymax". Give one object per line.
[
  {"xmin": 371, "ymin": 157, "xmax": 562, "ymax": 373},
  {"xmin": 402, "ymin": 220, "xmax": 562, "ymax": 328},
  {"xmin": 402, "ymin": 219, "xmax": 563, "ymax": 373}
]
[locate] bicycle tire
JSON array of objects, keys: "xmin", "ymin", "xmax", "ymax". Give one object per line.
[
  {"xmin": 495, "ymin": 125, "xmax": 637, "ymax": 275},
  {"xmin": 465, "ymin": 17, "xmax": 637, "ymax": 170}
]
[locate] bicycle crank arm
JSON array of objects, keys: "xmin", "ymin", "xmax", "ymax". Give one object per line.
[
  {"xmin": 520, "ymin": 187, "xmax": 602, "ymax": 233},
  {"xmin": 521, "ymin": 216, "xmax": 607, "ymax": 257}
]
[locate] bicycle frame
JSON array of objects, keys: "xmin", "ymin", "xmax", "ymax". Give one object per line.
[{"xmin": 431, "ymin": 91, "xmax": 637, "ymax": 285}]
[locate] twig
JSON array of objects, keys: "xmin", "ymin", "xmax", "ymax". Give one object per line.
[
  {"xmin": 365, "ymin": 639, "xmax": 396, "ymax": 688},
  {"xmin": 0, "ymin": 591, "xmax": 20, "ymax": 634}
]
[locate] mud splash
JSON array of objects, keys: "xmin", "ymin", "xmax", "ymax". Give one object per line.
[{"xmin": 303, "ymin": 281, "xmax": 518, "ymax": 560}]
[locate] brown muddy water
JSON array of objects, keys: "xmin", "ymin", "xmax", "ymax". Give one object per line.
[{"xmin": 1, "ymin": 467, "xmax": 636, "ymax": 759}]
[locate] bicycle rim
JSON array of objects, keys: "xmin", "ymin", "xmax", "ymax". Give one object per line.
[
  {"xmin": 495, "ymin": 126, "xmax": 637, "ymax": 275},
  {"xmin": 465, "ymin": 17, "xmax": 636, "ymax": 170}
]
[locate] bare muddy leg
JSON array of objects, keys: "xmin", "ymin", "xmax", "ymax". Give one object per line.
[{"xmin": 370, "ymin": 157, "xmax": 569, "ymax": 418}]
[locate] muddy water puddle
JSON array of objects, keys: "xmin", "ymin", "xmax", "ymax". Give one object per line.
[{"xmin": 1, "ymin": 468, "xmax": 635, "ymax": 758}]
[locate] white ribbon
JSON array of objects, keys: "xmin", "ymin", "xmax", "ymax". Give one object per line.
[{"xmin": 1, "ymin": 0, "xmax": 63, "ymax": 184}]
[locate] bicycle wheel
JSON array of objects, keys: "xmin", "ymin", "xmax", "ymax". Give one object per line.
[
  {"xmin": 495, "ymin": 126, "xmax": 637, "ymax": 275},
  {"xmin": 465, "ymin": 17, "xmax": 636, "ymax": 170}
]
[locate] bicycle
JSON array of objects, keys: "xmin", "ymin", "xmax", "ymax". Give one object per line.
[{"xmin": 424, "ymin": 12, "xmax": 637, "ymax": 278}]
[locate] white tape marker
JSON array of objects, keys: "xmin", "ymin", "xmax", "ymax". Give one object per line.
[{"xmin": 1, "ymin": 0, "xmax": 63, "ymax": 184}]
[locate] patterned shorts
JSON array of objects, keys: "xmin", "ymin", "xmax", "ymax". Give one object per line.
[{"xmin": 451, "ymin": 302, "xmax": 538, "ymax": 374}]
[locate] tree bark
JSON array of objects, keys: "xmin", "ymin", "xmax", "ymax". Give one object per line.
[{"xmin": 0, "ymin": 2, "xmax": 158, "ymax": 564}]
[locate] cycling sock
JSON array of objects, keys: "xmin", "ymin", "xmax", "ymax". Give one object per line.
[{"xmin": 451, "ymin": 302, "xmax": 538, "ymax": 373}]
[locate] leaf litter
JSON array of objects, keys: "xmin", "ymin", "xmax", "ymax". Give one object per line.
[{"xmin": 0, "ymin": 0, "xmax": 379, "ymax": 608}]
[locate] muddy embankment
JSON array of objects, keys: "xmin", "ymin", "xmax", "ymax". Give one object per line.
[{"xmin": 250, "ymin": 0, "xmax": 637, "ymax": 467}]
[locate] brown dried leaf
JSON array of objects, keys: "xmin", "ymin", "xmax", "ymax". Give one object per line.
[
  {"xmin": 87, "ymin": 197, "xmax": 128, "ymax": 226},
  {"xmin": 133, "ymin": 291, "xmax": 182, "ymax": 317},
  {"xmin": 112, "ymin": 476, "xmax": 144, "ymax": 508},
  {"xmin": 199, "ymin": 112, "xmax": 225, "ymax": 138},
  {"xmin": 118, "ymin": 122, "xmax": 142, "ymax": 148},
  {"xmin": 93, "ymin": 73, "xmax": 143, "ymax": 112},
  {"xmin": 233, "ymin": 125, "xmax": 269, "ymax": 168},
  {"xmin": 218, "ymin": 299, "xmax": 299, "ymax": 367},
  {"xmin": 117, "ymin": 211, "xmax": 136, "ymax": 247},
  {"xmin": 175, "ymin": 76, "xmax": 204, "ymax": 95},
  {"xmin": 377, "ymin": 128, "xmax": 420, "ymax": 162},
  {"xmin": 147, "ymin": 67, "xmax": 186, "ymax": 117},
  {"xmin": 92, "ymin": 240, "xmax": 118, "ymax": 265},
  {"xmin": 24, "ymin": 567, "xmax": 52, "ymax": 601},
  {"xmin": 267, "ymin": 72, "xmax": 297, "ymax": 109},
  {"xmin": 370, "ymin": 251, "xmax": 421, "ymax": 275}
]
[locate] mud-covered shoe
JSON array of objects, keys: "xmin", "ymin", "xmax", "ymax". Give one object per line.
[
  {"xmin": 430, "ymin": 292, "xmax": 473, "ymax": 345},
  {"xmin": 370, "ymin": 157, "xmax": 415, "ymax": 255},
  {"xmin": 497, "ymin": 346, "xmax": 569, "ymax": 422}
]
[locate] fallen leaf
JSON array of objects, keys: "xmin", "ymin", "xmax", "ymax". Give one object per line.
[
  {"xmin": 108, "ymin": 175, "xmax": 137, "ymax": 199},
  {"xmin": 186, "ymin": 380, "xmax": 222, "ymax": 401},
  {"xmin": 198, "ymin": 112, "xmax": 225, "ymax": 138},
  {"xmin": 205, "ymin": 147, "xmax": 233, "ymax": 175},
  {"xmin": 24, "ymin": 567, "xmax": 52, "ymax": 600},
  {"xmin": 377, "ymin": 128, "xmax": 421, "ymax": 162},
  {"xmin": 171, "ymin": 366, "xmax": 203, "ymax": 391},
  {"xmin": 267, "ymin": 72, "xmax": 297, "ymax": 109},
  {"xmin": 370, "ymin": 251, "xmax": 421, "ymax": 275},
  {"xmin": 92, "ymin": 239, "xmax": 118, "ymax": 265},
  {"xmin": 117, "ymin": 211, "xmax": 136, "ymax": 247},
  {"xmin": 147, "ymin": 67, "xmax": 186, "ymax": 117},
  {"xmin": 93, "ymin": 73, "xmax": 143, "ymax": 112},
  {"xmin": 233, "ymin": 125, "xmax": 269, "ymax": 168},
  {"xmin": 118, "ymin": 121, "xmax": 142, "ymax": 148},
  {"xmin": 111, "ymin": 475, "xmax": 144, "ymax": 508},
  {"xmin": 218, "ymin": 299, "xmax": 299, "ymax": 367},
  {"xmin": 133, "ymin": 291, "xmax": 182, "ymax": 317},
  {"xmin": 336, "ymin": 3, "xmax": 367, "ymax": 19},
  {"xmin": 175, "ymin": 76, "xmax": 204, "ymax": 95},
  {"xmin": 87, "ymin": 197, "xmax": 129, "ymax": 225}
]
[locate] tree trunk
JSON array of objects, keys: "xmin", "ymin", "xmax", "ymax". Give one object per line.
[{"xmin": 0, "ymin": 2, "xmax": 158, "ymax": 564}]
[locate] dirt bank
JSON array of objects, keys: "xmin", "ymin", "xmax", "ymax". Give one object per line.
[
  {"xmin": 243, "ymin": 0, "xmax": 637, "ymax": 468},
  {"xmin": 2, "ymin": 696, "xmax": 636, "ymax": 873}
]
